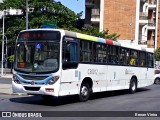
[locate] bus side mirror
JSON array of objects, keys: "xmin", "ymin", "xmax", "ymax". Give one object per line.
[{"xmin": 62, "ymin": 62, "xmax": 78, "ymax": 70}]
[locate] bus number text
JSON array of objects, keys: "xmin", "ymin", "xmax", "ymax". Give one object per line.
[{"xmin": 88, "ymin": 69, "xmax": 98, "ymax": 75}]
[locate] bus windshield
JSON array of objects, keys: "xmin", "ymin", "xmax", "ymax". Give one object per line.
[{"xmin": 14, "ymin": 41, "xmax": 60, "ymax": 73}]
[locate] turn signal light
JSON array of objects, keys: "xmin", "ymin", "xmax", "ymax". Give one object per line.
[{"xmin": 45, "ymin": 88, "xmax": 54, "ymax": 92}]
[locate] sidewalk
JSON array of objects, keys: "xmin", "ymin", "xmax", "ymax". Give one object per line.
[
  {"xmin": 0, "ymin": 84, "xmax": 12, "ymax": 95},
  {"xmin": 0, "ymin": 68, "xmax": 27, "ymax": 95},
  {"xmin": 1, "ymin": 74, "xmax": 13, "ymax": 78},
  {"xmin": 0, "ymin": 74, "xmax": 13, "ymax": 95},
  {"xmin": 0, "ymin": 74, "xmax": 27, "ymax": 95}
]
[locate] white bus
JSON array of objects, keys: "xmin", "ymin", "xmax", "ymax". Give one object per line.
[{"xmin": 12, "ymin": 29, "xmax": 154, "ymax": 101}]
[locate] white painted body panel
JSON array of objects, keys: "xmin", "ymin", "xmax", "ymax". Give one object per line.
[
  {"xmin": 58, "ymin": 64, "xmax": 154, "ymax": 96},
  {"xmin": 13, "ymin": 64, "xmax": 154, "ymax": 96}
]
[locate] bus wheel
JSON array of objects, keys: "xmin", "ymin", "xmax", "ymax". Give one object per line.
[
  {"xmin": 129, "ymin": 78, "xmax": 137, "ymax": 94},
  {"xmin": 154, "ymin": 78, "xmax": 160, "ymax": 84},
  {"xmin": 79, "ymin": 83, "xmax": 90, "ymax": 102}
]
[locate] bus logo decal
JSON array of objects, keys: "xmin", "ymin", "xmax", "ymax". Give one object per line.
[{"xmin": 31, "ymin": 81, "xmax": 35, "ymax": 85}]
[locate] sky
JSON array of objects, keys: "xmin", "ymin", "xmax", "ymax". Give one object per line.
[{"xmin": 54, "ymin": 0, "xmax": 85, "ymax": 18}]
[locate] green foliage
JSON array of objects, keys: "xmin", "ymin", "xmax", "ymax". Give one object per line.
[
  {"xmin": 155, "ymin": 47, "xmax": 160, "ymax": 61},
  {"xmin": 0, "ymin": 0, "xmax": 80, "ymax": 44},
  {"xmin": 8, "ymin": 55, "xmax": 14, "ymax": 62},
  {"xmin": 63, "ymin": 26, "xmax": 120, "ymax": 40}
]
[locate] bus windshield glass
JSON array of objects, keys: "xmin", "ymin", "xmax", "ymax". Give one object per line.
[{"xmin": 14, "ymin": 31, "xmax": 60, "ymax": 73}]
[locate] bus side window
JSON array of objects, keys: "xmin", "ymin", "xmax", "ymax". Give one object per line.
[
  {"xmin": 62, "ymin": 38, "xmax": 78, "ymax": 63},
  {"xmin": 66, "ymin": 42, "xmax": 78, "ymax": 62},
  {"xmin": 112, "ymin": 46, "xmax": 119, "ymax": 64},
  {"xmin": 130, "ymin": 50, "xmax": 138, "ymax": 66},
  {"xmin": 65, "ymin": 44, "xmax": 71, "ymax": 61},
  {"xmin": 108, "ymin": 45, "xmax": 112, "ymax": 64},
  {"xmin": 139, "ymin": 52, "xmax": 146, "ymax": 67},
  {"xmin": 80, "ymin": 40, "xmax": 92, "ymax": 62},
  {"xmin": 119, "ymin": 48, "xmax": 125, "ymax": 65},
  {"xmin": 94, "ymin": 43, "xmax": 107, "ymax": 63},
  {"xmin": 126, "ymin": 49, "xmax": 130, "ymax": 65},
  {"xmin": 147, "ymin": 53, "xmax": 154, "ymax": 68},
  {"xmin": 62, "ymin": 41, "xmax": 68, "ymax": 62}
]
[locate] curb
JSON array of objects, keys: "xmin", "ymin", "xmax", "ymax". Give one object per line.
[
  {"xmin": 12, "ymin": 93, "xmax": 28, "ymax": 96},
  {"xmin": 0, "ymin": 92, "xmax": 28, "ymax": 96},
  {"xmin": 0, "ymin": 75, "xmax": 13, "ymax": 79},
  {"xmin": 0, "ymin": 84, "xmax": 27, "ymax": 96}
]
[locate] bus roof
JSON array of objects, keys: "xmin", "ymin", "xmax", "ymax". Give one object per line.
[
  {"xmin": 63, "ymin": 29, "xmax": 152, "ymax": 52},
  {"xmin": 20, "ymin": 28, "xmax": 121, "ymax": 46},
  {"xmin": 20, "ymin": 28, "xmax": 152, "ymax": 53},
  {"xmin": 63, "ymin": 29, "xmax": 121, "ymax": 46}
]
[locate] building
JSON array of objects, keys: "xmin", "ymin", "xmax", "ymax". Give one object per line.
[
  {"xmin": 85, "ymin": 0, "xmax": 159, "ymax": 50},
  {"xmin": 157, "ymin": 0, "xmax": 160, "ymax": 47}
]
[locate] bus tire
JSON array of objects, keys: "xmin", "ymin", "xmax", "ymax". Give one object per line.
[
  {"xmin": 79, "ymin": 83, "xmax": 91, "ymax": 102},
  {"xmin": 154, "ymin": 78, "xmax": 160, "ymax": 84},
  {"xmin": 129, "ymin": 78, "xmax": 137, "ymax": 94}
]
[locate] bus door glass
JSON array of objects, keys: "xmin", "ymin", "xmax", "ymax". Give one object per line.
[{"xmin": 62, "ymin": 37, "xmax": 78, "ymax": 69}]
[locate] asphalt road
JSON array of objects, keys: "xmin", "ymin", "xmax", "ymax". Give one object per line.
[{"xmin": 0, "ymin": 85, "xmax": 160, "ymax": 120}]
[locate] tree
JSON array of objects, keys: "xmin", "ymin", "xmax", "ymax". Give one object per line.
[
  {"xmin": 63, "ymin": 26, "xmax": 120, "ymax": 41},
  {"xmin": 155, "ymin": 47, "xmax": 160, "ymax": 61},
  {"xmin": 81, "ymin": 27, "xmax": 120, "ymax": 40},
  {"xmin": 0, "ymin": 0, "xmax": 80, "ymax": 44}
]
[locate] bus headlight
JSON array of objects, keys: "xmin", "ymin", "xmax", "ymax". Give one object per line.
[
  {"xmin": 47, "ymin": 76, "xmax": 59, "ymax": 85},
  {"xmin": 13, "ymin": 74, "xmax": 21, "ymax": 84}
]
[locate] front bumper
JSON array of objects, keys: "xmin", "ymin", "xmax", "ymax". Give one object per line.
[{"xmin": 12, "ymin": 81, "xmax": 58, "ymax": 96}]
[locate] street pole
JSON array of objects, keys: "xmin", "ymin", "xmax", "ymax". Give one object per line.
[
  {"xmin": 4, "ymin": 35, "xmax": 7, "ymax": 72},
  {"xmin": 1, "ymin": 11, "xmax": 5, "ymax": 76},
  {"xmin": 26, "ymin": 0, "xmax": 28, "ymax": 30},
  {"xmin": 5, "ymin": 34, "xmax": 7, "ymax": 69}
]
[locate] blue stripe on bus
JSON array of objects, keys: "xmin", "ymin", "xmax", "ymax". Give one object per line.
[
  {"xmin": 16, "ymin": 73, "xmax": 53, "ymax": 85},
  {"xmin": 98, "ymin": 38, "xmax": 106, "ymax": 44},
  {"xmin": 78, "ymin": 71, "xmax": 81, "ymax": 81}
]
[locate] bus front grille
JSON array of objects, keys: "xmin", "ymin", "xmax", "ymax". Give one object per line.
[
  {"xmin": 24, "ymin": 86, "xmax": 41, "ymax": 91},
  {"xmin": 20, "ymin": 75, "xmax": 48, "ymax": 80}
]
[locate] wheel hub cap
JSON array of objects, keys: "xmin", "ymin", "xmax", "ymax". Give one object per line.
[
  {"xmin": 132, "ymin": 82, "xmax": 136, "ymax": 91},
  {"xmin": 81, "ymin": 86, "xmax": 88, "ymax": 97}
]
